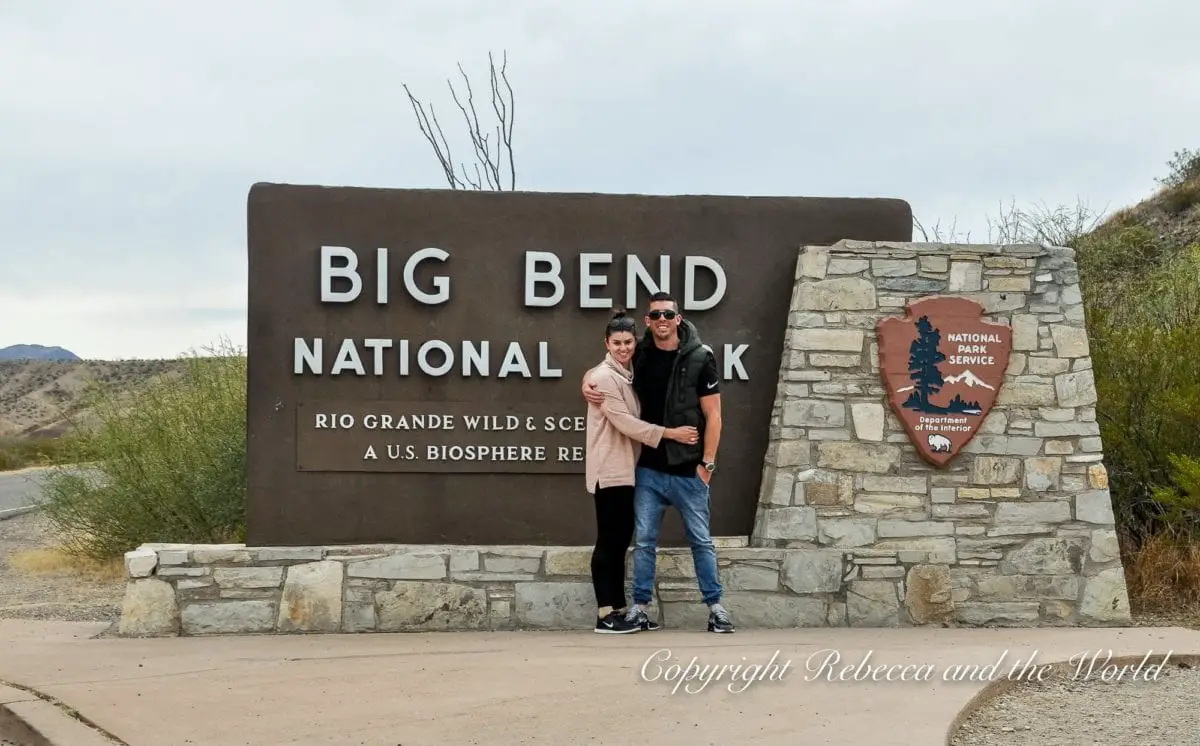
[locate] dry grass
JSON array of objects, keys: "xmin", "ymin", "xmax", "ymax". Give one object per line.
[
  {"xmin": 7, "ymin": 547, "xmax": 126, "ymax": 583},
  {"xmin": 1124, "ymin": 531, "xmax": 1200, "ymax": 617}
]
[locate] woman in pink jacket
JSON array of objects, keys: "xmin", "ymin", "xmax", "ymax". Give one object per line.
[{"xmin": 583, "ymin": 310, "xmax": 697, "ymax": 634}]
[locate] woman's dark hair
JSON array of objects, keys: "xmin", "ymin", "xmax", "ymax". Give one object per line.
[{"xmin": 606, "ymin": 308, "xmax": 637, "ymax": 337}]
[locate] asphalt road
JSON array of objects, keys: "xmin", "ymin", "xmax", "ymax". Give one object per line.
[{"xmin": 0, "ymin": 467, "xmax": 51, "ymax": 513}]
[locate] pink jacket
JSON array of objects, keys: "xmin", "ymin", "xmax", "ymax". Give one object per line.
[{"xmin": 584, "ymin": 353, "xmax": 665, "ymax": 493}]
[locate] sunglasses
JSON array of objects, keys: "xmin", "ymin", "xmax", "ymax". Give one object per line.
[{"xmin": 646, "ymin": 310, "xmax": 678, "ymax": 320}]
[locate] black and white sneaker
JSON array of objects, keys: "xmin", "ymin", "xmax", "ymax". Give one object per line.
[
  {"xmin": 707, "ymin": 606, "xmax": 735, "ymax": 633},
  {"xmin": 625, "ymin": 606, "xmax": 661, "ymax": 631},
  {"xmin": 595, "ymin": 611, "xmax": 640, "ymax": 634}
]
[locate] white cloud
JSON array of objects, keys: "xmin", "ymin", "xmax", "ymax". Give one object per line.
[{"xmin": 2, "ymin": 0, "xmax": 1198, "ymax": 359}]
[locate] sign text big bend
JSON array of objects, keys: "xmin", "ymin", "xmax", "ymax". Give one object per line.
[{"xmin": 245, "ymin": 184, "xmax": 912, "ymax": 546}]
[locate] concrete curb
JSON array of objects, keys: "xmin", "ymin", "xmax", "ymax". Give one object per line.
[
  {"xmin": 944, "ymin": 652, "xmax": 1200, "ymax": 745},
  {"xmin": 0, "ymin": 504, "xmax": 40, "ymax": 521},
  {"xmin": 0, "ymin": 682, "xmax": 124, "ymax": 745}
]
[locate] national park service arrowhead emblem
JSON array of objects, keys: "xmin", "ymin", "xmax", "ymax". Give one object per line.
[{"xmin": 877, "ymin": 296, "xmax": 1012, "ymax": 467}]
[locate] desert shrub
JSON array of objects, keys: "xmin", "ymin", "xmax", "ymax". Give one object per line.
[
  {"xmin": 1088, "ymin": 248, "xmax": 1200, "ymax": 542},
  {"xmin": 0, "ymin": 435, "xmax": 80, "ymax": 471},
  {"xmin": 1162, "ymin": 179, "xmax": 1200, "ymax": 216},
  {"xmin": 38, "ymin": 341, "xmax": 247, "ymax": 560},
  {"xmin": 1156, "ymin": 148, "xmax": 1200, "ymax": 189}
]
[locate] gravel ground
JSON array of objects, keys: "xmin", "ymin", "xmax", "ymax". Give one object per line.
[
  {"xmin": 950, "ymin": 660, "xmax": 1200, "ymax": 745},
  {"xmin": 0, "ymin": 511, "xmax": 124, "ymax": 624}
]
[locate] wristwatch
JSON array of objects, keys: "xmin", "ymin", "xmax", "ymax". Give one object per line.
[{"xmin": 702, "ymin": 461, "xmax": 716, "ymax": 473}]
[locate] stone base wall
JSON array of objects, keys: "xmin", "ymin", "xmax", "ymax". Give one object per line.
[
  {"xmin": 116, "ymin": 239, "xmax": 1133, "ymax": 636},
  {"xmin": 751, "ymin": 240, "xmax": 1131, "ymax": 626}
]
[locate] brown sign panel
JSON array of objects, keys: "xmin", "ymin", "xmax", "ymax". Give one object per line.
[
  {"xmin": 246, "ymin": 183, "xmax": 912, "ymax": 546},
  {"xmin": 877, "ymin": 296, "xmax": 1012, "ymax": 467}
]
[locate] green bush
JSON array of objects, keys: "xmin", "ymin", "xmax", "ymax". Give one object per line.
[
  {"xmin": 0, "ymin": 435, "xmax": 79, "ymax": 471},
  {"xmin": 1088, "ymin": 247, "xmax": 1200, "ymax": 540},
  {"xmin": 1151, "ymin": 454, "xmax": 1200, "ymax": 542},
  {"xmin": 38, "ymin": 341, "xmax": 247, "ymax": 560}
]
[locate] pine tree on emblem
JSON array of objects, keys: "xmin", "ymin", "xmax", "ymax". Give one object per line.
[{"xmin": 904, "ymin": 316, "xmax": 946, "ymax": 413}]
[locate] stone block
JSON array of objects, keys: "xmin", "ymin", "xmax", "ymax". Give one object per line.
[
  {"xmin": 763, "ymin": 468, "xmax": 795, "ymax": 506},
  {"xmin": 850, "ymin": 402, "xmax": 885, "ymax": 442},
  {"xmin": 118, "ymin": 578, "xmax": 180, "ymax": 636},
  {"xmin": 987, "ymin": 276, "xmax": 1032, "ymax": 292},
  {"xmin": 125, "ymin": 549, "xmax": 158, "ymax": 578},
  {"xmin": 1023, "ymin": 457, "xmax": 1062, "ymax": 491},
  {"xmin": 797, "ymin": 471, "xmax": 852, "ymax": 506},
  {"xmin": 920, "ymin": 256, "xmax": 949, "ymax": 273},
  {"xmin": 795, "ymin": 277, "xmax": 877, "ymax": 311},
  {"xmin": 994, "ymin": 501, "xmax": 1071, "ymax": 525},
  {"xmin": 156, "ymin": 549, "xmax": 190, "ymax": 566},
  {"xmin": 1000, "ymin": 538, "xmax": 1085, "ymax": 576},
  {"xmin": 1089, "ymin": 530, "xmax": 1121, "ymax": 564},
  {"xmin": 905, "ymin": 565, "xmax": 954, "ymax": 624},
  {"xmin": 213, "ymin": 567, "xmax": 285, "ymax": 589},
  {"xmin": 781, "ymin": 550, "xmax": 844, "ymax": 592},
  {"xmin": 817, "ymin": 519, "xmax": 876, "ymax": 547},
  {"xmin": 955, "ymin": 602, "xmax": 1040, "ymax": 625},
  {"xmin": 759, "ymin": 507, "xmax": 817, "ymax": 540},
  {"xmin": 1050, "ymin": 325, "xmax": 1090, "ymax": 358},
  {"xmin": 346, "ymin": 553, "xmax": 447, "ymax": 580},
  {"xmin": 997, "ymin": 382, "xmax": 1057, "ymax": 407},
  {"xmin": 862, "ymin": 476, "xmax": 927, "ymax": 493},
  {"xmin": 255, "ymin": 547, "xmax": 324, "ymax": 562},
  {"xmin": 377, "ymin": 582, "xmax": 488, "ymax": 631},
  {"xmin": 1088, "ymin": 464, "xmax": 1109, "ymax": 489},
  {"xmin": 1012, "ymin": 314, "xmax": 1040, "ymax": 351},
  {"xmin": 513, "ymin": 582, "xmax": 595, "ymax": 629},
  {"xmin": 724, "ymin": 564, "xmax": 780, "ymax": 591},
  {"xmin": 854, "ymin": 492, "xmax": 925, "ymax": 514},
  {"xmin": 277, "ymin": 560, "xmax": 343, "ymax": 633},
  {"xmin": 784, "ymin": 399, "xmax": 846, "ymax": 427},
  {"xmin": 484, "ymin": 555, "xmax": 541, "ymax": 574},
  {"xmin": 809, "ymin": 353, "xmax": 862, "ymax": 367},
  {"xmin": 949, "ymin": 262, "xmax": 983, "ymax": 291},
  {"xmin": 847, "ymin": 580, "xmax": 902, "ymax": 626},
  {"xmin": 1079, "ymin": 568, "xmax": 1131, "ymax": 622},
  {"xmin": 971, "ymin": 457, "xmax": 1021, "ymax": 485},
  {"xmin": 1055, "ymin": 369, "xmax": 1097, "ymax": 407},
  {"xmin": 790, "ymin": 328, "xmax": 865, "ymax": 352},
  {"xmin": 828, "ymin": 258, "xmax": 870, "ymax": 275},
  {"xmin": 871, "ymin": 259, "xmax": 918, "ymax": 277},
  {"xmin": 798, "ymin": 246, "xmax": 831, "ymax": 279},
  {"xmin": 877, "ymin": 521, "xmax": 954, "ymax": 538},
  {"xmin": 816, "ymin": 442, "xmax": 900, "ymax": 473},
  {"xmin": 182, "ymin": 601, "xmax": 277, "ymax": 635},
  {"xmin": 450, "ymin": 549, "xmax": 480, "ymax": 573},
  {"xmin": 1076, "ymin": 490, "xmax": 1115, "ymax": 524}
]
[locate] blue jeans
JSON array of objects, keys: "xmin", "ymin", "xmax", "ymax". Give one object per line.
[{"xmin": 631, "ymin": 466, "xmax": 723, "ymax": 606}]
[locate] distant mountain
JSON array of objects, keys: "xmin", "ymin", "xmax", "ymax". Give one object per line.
[{"xmin": 0, "ymin": 344, "xmax": 81, "ymax": 361}]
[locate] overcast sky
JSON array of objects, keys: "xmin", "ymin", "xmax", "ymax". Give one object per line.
[{"xmin": 2, "ymin": 0, "xmax": 1197, "ymax": 360}]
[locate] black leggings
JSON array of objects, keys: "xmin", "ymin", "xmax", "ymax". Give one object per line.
[{"xmin": 592, "ymin": 484, "xmax": 635, "ymax": 610}]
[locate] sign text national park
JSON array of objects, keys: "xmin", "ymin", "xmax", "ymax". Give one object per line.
[{"xmin": 245, "ymin": 184, "xmax": 912, "ymax": 545}]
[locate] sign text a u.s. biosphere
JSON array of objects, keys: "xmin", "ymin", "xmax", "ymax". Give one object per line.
[{"xmin": 245, "ymin": 184, "xmax": 912, "ymax": 546}]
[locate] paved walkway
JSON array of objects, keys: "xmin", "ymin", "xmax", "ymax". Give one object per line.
[{"xmin": 1, "ymin": 621, "xmax": 1197, "ymax": 745}]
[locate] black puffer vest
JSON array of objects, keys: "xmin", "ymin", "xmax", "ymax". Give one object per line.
[{"xmin": 633, "ymin": 319, "xmax": 712, "ymax": 466}]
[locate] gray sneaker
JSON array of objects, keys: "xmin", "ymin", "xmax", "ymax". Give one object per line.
[
  {"xmin": 708, "ymin": 606, "xmax": 735, "ymax": 633},
  {"xmin": 624, "ymin": 606, "xmax": 661, "ymax": 631}
]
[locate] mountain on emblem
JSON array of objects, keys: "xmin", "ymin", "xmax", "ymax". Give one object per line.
[{"xmin": 877, "ymin": 296, "xmax": 1013, "ymax": 467}]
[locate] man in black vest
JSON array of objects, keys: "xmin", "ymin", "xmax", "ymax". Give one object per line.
[{"xmin": 583, "ymin": 292, "xmax": 735, "ymax": 633}]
